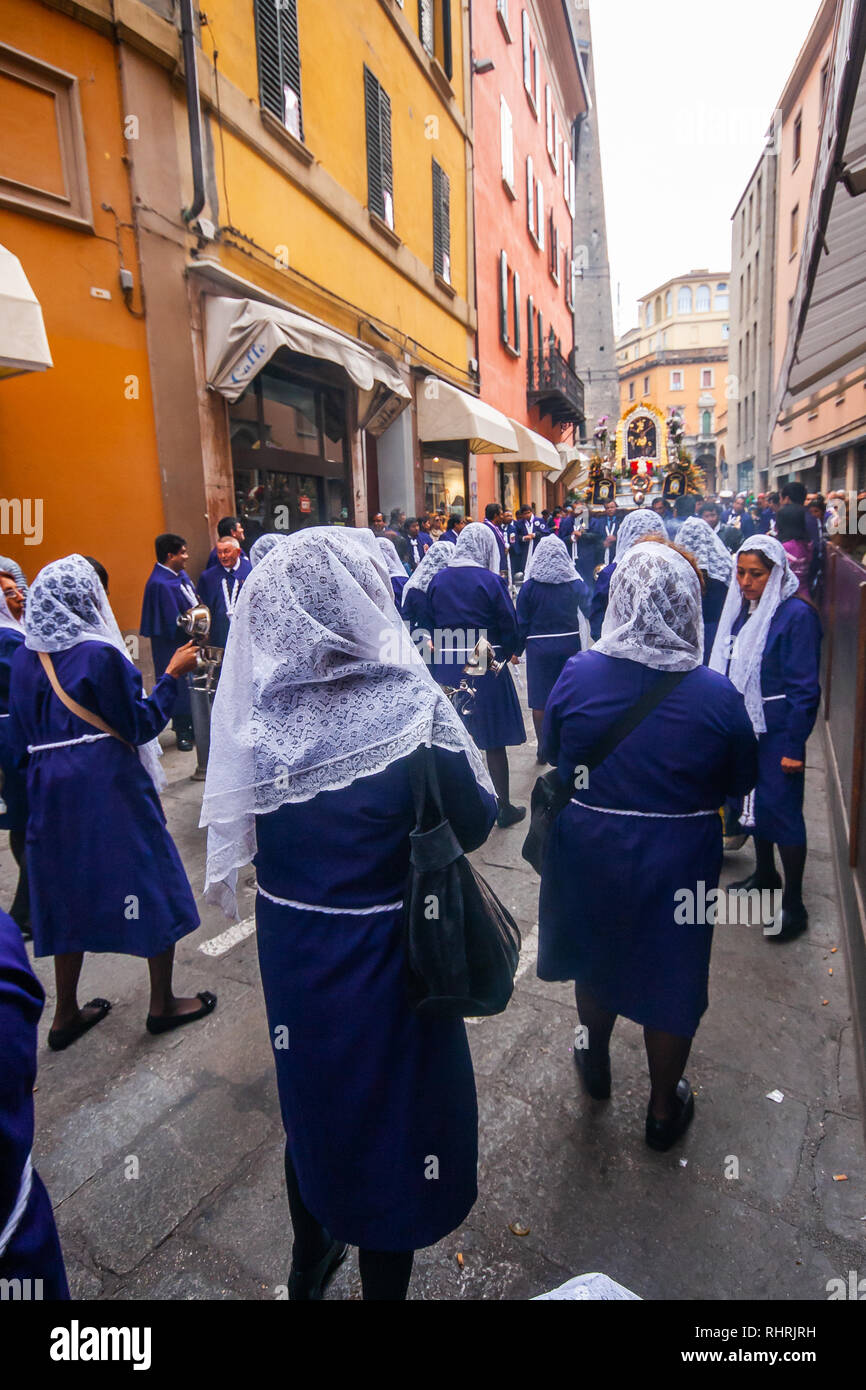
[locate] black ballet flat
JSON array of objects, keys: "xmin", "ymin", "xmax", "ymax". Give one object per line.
[
  {"xmin": 146, "ymin": 990, "xmax": 217, "ymax": 1035},
  {"xmin": 496, "ymin": 803, "xmax": 527, "ymax": 829},
  {"xmin": 573, "ymin": 1044, "xmax": 611, "ymax": 1100},
  {"xmin": 768, "ymin": 905, "xmax": 809, "ymax": 943},
  {"xmin": 645, "ymin": 1078, "xmax": 695, "ymax": 1152},
  {"xmin": 48, "ymin": 998, "xmax": 112, "ymax": 1051},
  {"xmin": 288, "ymin": 1239, "xmax": 349, "ymax": 1301}
]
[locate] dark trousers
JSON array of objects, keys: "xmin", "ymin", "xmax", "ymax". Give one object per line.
[{"xmin": 8, "ymin": 829, "xmax": 30, "ymax": 930}]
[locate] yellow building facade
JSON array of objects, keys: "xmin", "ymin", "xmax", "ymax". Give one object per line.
[{"xmin": 1, "ymin": 0, "xmax": 480, "ymax": 627}]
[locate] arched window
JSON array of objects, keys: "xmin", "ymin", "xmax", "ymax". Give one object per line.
[
  {"xmin": 665, "ymin": 290, "xmax": 672, "ymax": 317},
  {"xmin": 654, "ymin": 295, "xmax": 662, "ymax": 324},
  {"xmin": 696, "ymin": 285, "xmax": 711, "ymax": 312},
  {"xmin": 645, "ymin": 301, "xmax": 654, "ymax": 326},
  {"xmin": 715, "ymin": 282, "xmax": 729, "ymax": 310},
  {"xmin": 677, "ymin": 285, "xmax": 692, "ymax": 313}
]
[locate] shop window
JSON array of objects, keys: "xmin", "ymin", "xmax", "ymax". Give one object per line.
[
  {"xmin": 254, "ymin": 0, "xmax": 303, "ymax": 139},
  {"xmin": 364, "ymin": 67, "xmax": 394, "ymax": 229},
  {"xmin": 423, "ymin": 443, "xmax": 468, "ymax": 518}
]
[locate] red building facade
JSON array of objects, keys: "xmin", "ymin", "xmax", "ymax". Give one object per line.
[{"xmin": 472, "ymin": 0, "xmax": 587, "ymax": 512}]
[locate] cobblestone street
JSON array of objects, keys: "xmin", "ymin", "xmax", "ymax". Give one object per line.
[{"xmin": 4, "ymin": 684, "xmax": 863, "ymax": 1302}]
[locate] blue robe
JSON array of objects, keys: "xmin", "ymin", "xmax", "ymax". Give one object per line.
[
  {"xmin": 401, "ymin": 585, "xmax": 431, "ymax": 635},
  {"xmin": 482, "ymin": 519, "xmax": 507, "ymax": 571},
  {"xmin": 730, "ymin": 597, "xmax": 821, "ymax": 846},
  {"xmin": 406, "ymin": 532, "xmax": 433, "ymax": 572},
  {"xmin": 254, "ymin": 747, "xmax": 497, "ymax": 1250},
  {"xmin": 8, "ymin": 642, "xmax": 199, "ymax": 958},
  {"xmin": 426, "ymin": 566, "xmax": 526, "ymax": 750},
  {"xmin": 0, "ymin": 629, "xmax": 27, "ymax": 832},
  {"xmin": 538, "ymin": 653, "xmax": 758, "ymax": 1036},
  {"xmin": 0, "ymin": 910, "xmax": 68, "ymax": 1298},
  {"xmin": 590, "ymin": 561, "xmax": 616, "ymax": 640},
  {"xmin": 506, "ymin": 518, "xmax": 546, "ymax": 577},
  {"xmin": 516, "ymin": 576, "xmax": 591, "ymax": 709},
  {"xmin": 197, "ymin": 558, "xmax": 252, "ymax": 649},
  {"xmin": 390, "ymin": 574, "xmax": 408, "ymax": 604},
  {"xmin": 140, "ymin": 564, "xmax": 198, "ymax": 729},
  {"xmin": 440, "ymin": 530, "xmax": 458, "ymax": 545},
  {"xmin": 702, "ymin": 577, "xmax": 729, "ymax": 665}
]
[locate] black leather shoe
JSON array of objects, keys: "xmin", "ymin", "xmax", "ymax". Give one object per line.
[
  {"xmin": 176, "ymin": 735, "xmax": 194, "ymax": 752},
  {"xmin": 573, "ymin": 1045, "xmax": 611, "ymax": 1100},
  {"xmin": 496, "ymin": 803, "xmax": 527, "ymax": 829},
  {"xmin": 769, "ymin": 904, "xmax": 809, "ymax": 942},
  {"xmin": 645, "ymin": 1078, "xmax": 695, "ymax": 1151},
  {"xmin": 729, "ymin": 868, "xmax": 782, "ymax": 892},
  {"xmin": 288, "ymin": 1239, "xmax": 349, "ymax": 1301}
]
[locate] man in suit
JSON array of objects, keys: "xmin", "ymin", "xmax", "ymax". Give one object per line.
[
  {"xmin": 725, "ymin": 494, "xmax": 758, "ymax": 540},
  {"xmin": 589, "ymin": 498, "xmax": 622, "ymax": 565},
  {"xmin": 140, "ymin": 533, "xmax": 199, "ymax": 750},
  {"xmin": 404, "ymin": 518, "xmax": 433, "ymax": 571},
  {"xmin": 203, "ymin": 516, "xmax": 248, "ymax": 570},
  {"xmin": 482, "ymin": 502, "xmax": 508, "ymax": 573},
  {"xmin": 198, "ymin": 538, "xmax": 252, "ymax": 648}
]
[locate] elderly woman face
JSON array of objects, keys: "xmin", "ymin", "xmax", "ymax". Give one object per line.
[
  {"xmin": 736, "ymin": 550, "xmax": 773, "ymax": 603},
  {"xmin": 0, "ymin": 574, "xmax": 24, "ymax": 621}
]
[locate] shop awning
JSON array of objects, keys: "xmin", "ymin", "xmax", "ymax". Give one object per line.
[
  {"xmin": 417, "ymin": 378, "xmax": 518, "ymax": 454},
  {"xmin": 0, "ymin": 243, "xmax": 52, "ymax": 380},
  {"xmin": 204, "ymin": 295, "xmax": 411, "ymax": 405},
  {"xmin": 773, "ymin": 449, "xmax": 820, "ymax": 477},
  {"xmin": 556, "ymin": 446, "xmax": 592, "ymax": 490},
  {"xmin": 493, "ymin": 419, "xmax": 561, "ymax": 473}
]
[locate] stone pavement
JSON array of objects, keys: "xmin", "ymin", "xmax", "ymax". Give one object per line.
[{"xmin": 2, "ymin": 671, "xmax": 864, "ymax": 1302}]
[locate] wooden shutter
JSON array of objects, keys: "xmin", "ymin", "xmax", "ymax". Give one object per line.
[
  {"xmin": 419, "ymin": 0, "xmax": 434, "ymax": 55},
  {"xmin": 522, "ymin": 10, "xmax": 531, "ymax": 90},
  {"xmin": 432, "ymin": 159, "xmax": 450, "ymax": 280},
  {"xmin": 527, "ymin": 295, "xmax": 534, "ymax": 365},
  {"xmin": 526, "ymin": 155, "xmax": 534, "ymax": 236},
  {"xmin": 512, "ymin": 270, "xmax": 521, "ymax": 354},
  {"xmin": 499, "ymin": 251, "xmax": 509, "ymax": 344},
  {"xmin": 254, "ymin": 0, "xmax": 303, "ymax": 139},
  {"xmin": 365, "ymin": 67, "xmax": 393, "ymax": 226},
  {"xmin": 441, "ymin": 0, "xmax": 453, "ymax": 79},
  {"xmin": 500, "ymin": 96, "xmax": 513, "ymax": 185},
  {"xmin": 536, "ymin": 179, "xmax": 544, "ymax": 249},
  {"xmin": 533, "ymin": 48, "xmax": 540, "ymax": 109},
  {"xmin": 546, "ymin": 87, "xmax": 553, "ymax": 155}
]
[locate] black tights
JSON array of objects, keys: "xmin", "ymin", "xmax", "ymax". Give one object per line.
[
  {"xmin": 284, "ymin": 1146, "xmax": 414, "ymax": 1300},
  {"xmin": 575, "ymin": 987, "xmax": 692, "ymax": 1122},
  {"xmin": 8, "ymin": 830, "xmax": 29, "ymax": 930},
  {"xmin": 752, "ymin": 836, "xmax": 807, "ymax": 908},
  {"xmin": 486, "ymin": 747, "xmax": 510, "ymax": 806}
]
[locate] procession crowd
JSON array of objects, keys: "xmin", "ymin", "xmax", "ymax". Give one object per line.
[{"xmin": 0, "ymin": 476, "xmax": 823, "ymax": 1301}]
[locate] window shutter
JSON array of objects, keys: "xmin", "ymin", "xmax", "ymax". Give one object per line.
[
  {"xmin": 553, "ymin": 111, "xmax": 560, "ymax": 170},
  {"xmin": 254, "ymin": 0, "xmax": 303, "ymax": 139},
  {"xmin": 512, "ymin": 270, "xmax": 521, "ymax": 354},
  {"xmin": 546, "ymin": 86, "xmax": 552, "ymax": 154},
  {"xmin": 526, "ymin": 156, "xmax": 535, "ymax": 236},
  {"xmin": 569, "ymin": 158, "xmax": 576, "ymax": 217},
  {"xmin": 500, "ymin": 96, "xmax": 513, "ymax": 185},
  {"xmin": 536, "ymin": 180, "xmax": 544, "ymax": 248},
  {"xmin": 432, "ymin": 159, "xmax": 450, "ymax": 281},
  {"xmin": 522, "ymin": 10, "xmax": 531, "ymax": 90},
  {"xmin": 527, "ymin": 294, "xmax": 534, "ymax": 362},
  {"xmin": 418, "ymin": 0, "xmax": 434, "ymax": 56},
  {"xmin": 499, "ymin": 251, "xmax": 509, "ymax": 344},
  {"xmin": 441, "ymin": 0, "xmax": 453, "ymax": 78},
  {"xmin": 533, "ymin": 48, "xmax": 540, "ymax": 110},
  {"xmin": 365, "ymin": 67, "xmax": 393, "ymax": 226}
]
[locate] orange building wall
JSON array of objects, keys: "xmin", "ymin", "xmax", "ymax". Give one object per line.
[
  {"xmin": 0, "ymin": 1, "xmax": 166, "ymax": 631},
  {"xmin": 619, "ymin": 361, "xmax": 723, "ymax": 438}
]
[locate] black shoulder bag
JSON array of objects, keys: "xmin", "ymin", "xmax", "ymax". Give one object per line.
[
  {"xmin": 403, "ymin": 745, "xmax": 521, "ymax": 1019},
  {"xmin": 521, "ymin": 669, "xmax": 690, "ymax": 875}
]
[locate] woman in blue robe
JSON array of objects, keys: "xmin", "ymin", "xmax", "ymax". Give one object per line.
[
  {"xmin": 539, "ymin": 542, "xmax": 757, "ymax": 1150},
  {"xmin": 399, "ymin": 540, "xmax": 454, "ymax": 639},
  {"xmin": 589, "ymin": 508, "xmax": 666, "ymax": 640},
  {"xmin": 425, "ymin": 523, "xmax": 526, "ymax": 828},
  {"xmin": 139, "ymin": 534, "xmax": 199, "ymax": 750},
  {"xmin": 0, "ymin": 577, "xmax": 29, "ymax": 937},
  {"xmin": 710, "ymin": 535, "xmax": 822, "ymax": 941},
  {"xmin": 377, "ymin": 536, "xmax": 409, "ymax": 604},
  {"xmin": 515, "ymin": 536, "xmax": 591, "ymax": 758},
  {"xmin": 8, "ymin": 555, "xmax": 214, "ymax": 1050},
  {"xmin": 0, "ymin": 908, "xmax": 68, "ymax": 1298},
  {"xmin": 202, "ymin": 528, "xmax": 497, "ymax": 1300},
  {"xmin": 676, "ymin": 516, "xmax": 734, "ymax": 664}
]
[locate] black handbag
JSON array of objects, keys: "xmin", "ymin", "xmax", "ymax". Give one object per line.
[
  {"xmin": 403, "ymin": 745, "xmax": 521, "ymax": 1018},
  {"xmin": 521, "ymin": 670, "xmax": 690, "ymax": 875}
]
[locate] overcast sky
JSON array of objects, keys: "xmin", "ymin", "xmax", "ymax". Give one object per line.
[{"xmin": 589, "ymin": 0, "xmax": 823, "ymax": 337}]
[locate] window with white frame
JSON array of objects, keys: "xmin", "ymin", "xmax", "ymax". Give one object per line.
[
  {"xmin": 522, "ymin": 10, "xmax": 539, "ymax": 114},
  {"xmin": 696, "ymin": 284, "xmax": 711, "ymax": 312},
  {"xmin": 496, "ymin": 0, "xmax": 512, "ymax": 40},
  {"xmin": 546, "ymin": 86, "xmax": 553, "ymax": 158},
  {"xmin": 500, "ymin": 96, "xmax": 515, "ymax": 190},
  {"xmin": 677, "ymin": 285, "xmax": 692, "ymax": 313},
  {"xmin": 665, "ymin": 290, "xmax": 672, "ymax": 317},
  {"xmin": 701, "ymin": 368, "xmax": 714, "ymax": 389},
  {"xmin": 721, "ymin": 322, "xmax": 730, "ymax": 340},
  {"xmin": 715, "ymin": 282, "xmax": 729, "ymax": 310},
  {"xmin": 645, "ymin": 301, "xmax": 654, "ymax": 327},
  {"xmin": 670, "ymin": 370, "xmax": 684, "ymax": 390},
  {"xmin": 526, "ymin": 155, "xmax": 535, "ymax": 237},
  {"xmin": 535, "ymin": 178, "xmax": 544, "ymax": 248},
  {"xmin": 629, "ymin": 380, "xmax": 635, "ymax": 401},
  {"xmin": 553, "ymin": 111, "xmax": 560, "ymax": 171}
]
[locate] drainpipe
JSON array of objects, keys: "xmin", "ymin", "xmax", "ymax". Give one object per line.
[{"xmin": 180, "ymin": 0, "xmax": 206, "ymax": 223}]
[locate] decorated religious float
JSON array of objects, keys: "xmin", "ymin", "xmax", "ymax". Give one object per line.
[{"xmin": 573, "ymin": 402, "xmax": 705, "ymax": 510}]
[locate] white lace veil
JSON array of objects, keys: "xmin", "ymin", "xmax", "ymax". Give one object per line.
[
  {"xmin": 201, "ymin": 526, "xmax": 494, "ymax": 917},
  {"xmin": 401, "ymin": 540, "xmax": 454, "ymax": 599},
  {"xmin": 376, "ymin": 536, "xmax": 407, "ymax": 579},
  {"xmin": 525, "ymin": 534, "xmax": 577, "ymax": 584},
  {"xmin": 347, "ymin": 528, "xmax": 394, "ymax": 589},
  {"xmin": 676, "ymin": 517, "xmax": 734, "ymax": 585},
  {"xmin": 250, "ymin": 534, "xmax": 286, "ymax": 566},
  {"xmin": 450, "ymin": 522, "xmax": 500, "ymax": 572},
  {"xmin": 23, "ymin": 554, "xmax": 165, "ymax": 789},
  {"xmin": 594, "ymin": 541, "xmax": 703, "ymax": 671},
  {"xmin": 708, "ymin": 534, "xmax": 799, "ymax": 733},
  {"xmin": 613, "ymin": 508, "xmax": 667, "ymax": 562},
  {"xmin": 0, "ymin": 556, "xmax": 28, "ymax": 598}
]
